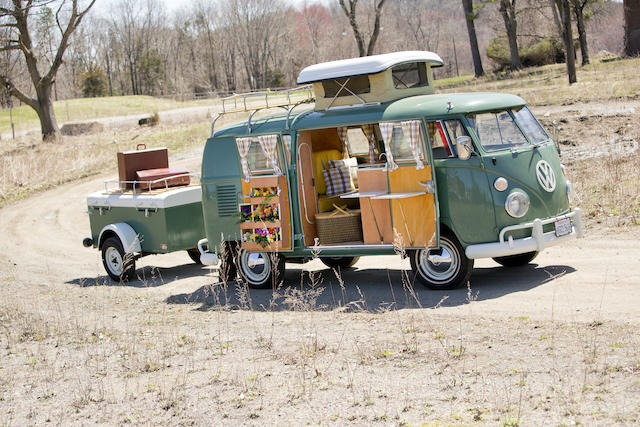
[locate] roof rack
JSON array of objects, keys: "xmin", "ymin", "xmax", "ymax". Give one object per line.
[{"xmin": 210, "ymin": 85, "xmax": 315, "ymax": 136}]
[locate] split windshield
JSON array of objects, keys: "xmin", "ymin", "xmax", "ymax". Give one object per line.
[{"xmin": 466, "ymin": 106, "xmax": 548, "ymax": 151}]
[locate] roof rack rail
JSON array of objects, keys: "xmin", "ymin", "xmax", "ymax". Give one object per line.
[{"xmin": 210, "ymin": 85, "xmax": 315, "ymax": 136}]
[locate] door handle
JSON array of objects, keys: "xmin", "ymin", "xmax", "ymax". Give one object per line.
[{"xmin": 418, "ymin": 180, "xmax": 435, "ymax": 194}]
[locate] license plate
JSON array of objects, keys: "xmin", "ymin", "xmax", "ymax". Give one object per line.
[{"xmin": 554, "ymin": 217, "xmax": 572, "ymax": 237}]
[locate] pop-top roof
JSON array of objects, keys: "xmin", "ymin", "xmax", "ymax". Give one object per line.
[{"xmin": 296, "ymin": 51, "xmax": 444, "ymax": 84}]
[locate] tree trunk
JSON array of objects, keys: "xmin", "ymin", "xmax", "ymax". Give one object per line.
[
  {"xmin": 572, "ymin": 2, "xmax": 590, "ymax": 65},
  {"xmin": 35, "ymin": 85, "xmax": 60, "ymax": 141},
  {"xmin": 462, "ymin": 0, "xmax": 484, "ymax": 77},
  {"xmin": 499, "ymin": 0, "xmax": 522, "ymax": 70},
  {"xmin": 624, "ymin": 0, "xmax": 640, "ymax": 57},
  {"xmin": 561, "ymin": 0, "xmax": 577, "ymax": 83}
]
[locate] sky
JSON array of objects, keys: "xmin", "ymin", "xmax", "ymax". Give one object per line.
[{"xmin": 95, "ymin": 0, "xmax": 332, "ymax": 16}]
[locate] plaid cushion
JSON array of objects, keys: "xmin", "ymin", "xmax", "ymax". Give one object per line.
[
  {"xmin": 328, "ymin": 158, "xmax": 358, "ymax": 188},
  {"xmin": 322, "ymin": 166, "xmax": 354, "ymax": 197}
]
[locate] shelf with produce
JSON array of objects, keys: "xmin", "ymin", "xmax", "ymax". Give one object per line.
[{"xmin": 238, "ymin": 175, "xmax": 290, "ymax": 251}]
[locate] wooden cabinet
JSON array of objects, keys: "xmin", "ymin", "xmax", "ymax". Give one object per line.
[
  {"xmin": 357, "ymin": 168, "xmax": 394, "ymax": 244},
  {"xmin": 239, "ymin": 175, "xmax": 291, "ymax": 251}
]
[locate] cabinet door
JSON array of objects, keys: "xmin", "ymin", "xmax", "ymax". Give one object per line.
[{"xmin": 387, "ymin": 165, "xmax": 437, "ymax": 248}]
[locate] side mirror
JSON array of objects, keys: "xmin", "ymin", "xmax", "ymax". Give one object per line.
[
  {"xmin": 551, "ymin": 120, "xmax": 561, "ymax": 154},
  {"xmin": 456, "ymin": 136, "xmax": 473, "ymax": 160}
]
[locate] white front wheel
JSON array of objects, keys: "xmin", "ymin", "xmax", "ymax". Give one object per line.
[{"xmin": 410, "ymin": 233, "xmax": 473, "ymax": 290}]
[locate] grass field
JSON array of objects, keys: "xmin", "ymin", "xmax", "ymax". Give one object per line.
[{"xmin": 436, "ymin": 56, "xmax": 640, "ymax": 106}]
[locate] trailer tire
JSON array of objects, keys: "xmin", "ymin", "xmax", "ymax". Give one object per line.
[
  {"xmin": 187, "ymin": 248, "xmax": 202, "ymax": 264},
  {"xmin": 101, "ymin": 236, "xmax": 136, "ymax": 282},
  {"xmin": 236, "ymin": 250, "xmax": 284, "ymax": 289}
]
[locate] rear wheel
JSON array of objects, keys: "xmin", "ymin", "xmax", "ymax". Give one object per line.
[
  {"xmin": 101, "ymin": 236, "xmax": 136, "ymax": 282},
  {"xmin": 410, "ymin": 232, "xmax": 473, "ymax": 290},
  {"xmin": 236, "ymin": 250, "xmax": 285, "ymax": 289},
  {"xmin": 320, "ymin": 256, "xmax": 360, "ymax": 270},
  {"xmin": 493, "ymin": 251, "xmax": 538, "ymax": 267},
  {"xmin": 187, "ymin": 248, "xmax": 202, "ymax": 264}
]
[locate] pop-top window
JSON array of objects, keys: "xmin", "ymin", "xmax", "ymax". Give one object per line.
[
  {"xmin": 322, "ymin": 75, "xmax": 371, "ymax": 98},
  {"xmin": 467, "ymin": 111, "xmax": 529, "ymax": 151},
  {"xmin": 392, "ymin": 62, "xmax": 429, "ymax": 89}
]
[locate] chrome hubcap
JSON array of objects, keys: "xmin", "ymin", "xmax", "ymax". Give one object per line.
[
  {"xmin": 240, "ymin": 251, "xmax": 271, "ymax": 283},
  {"xmin": 105, "ymin": 247, "xmax": 123, "ymax": 276},
  {"xmin": 417, "ymin": 240, "xmax": 459, "ymax": 282}
]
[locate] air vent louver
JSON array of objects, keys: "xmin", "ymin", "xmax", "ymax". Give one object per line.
[{"xmin": 216, "ymin": 184, "xmax": 238, "ymax": 217}]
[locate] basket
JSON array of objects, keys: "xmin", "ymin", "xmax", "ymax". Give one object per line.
[{"xmin": 315, "ymin": 208, "xmax": 362, "ymax": 245}]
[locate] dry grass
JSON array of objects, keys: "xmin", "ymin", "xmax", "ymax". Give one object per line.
[
  {"xmin": 0, "ymin": 113, "xmax": 248, "ymax": 208},
  {"xmin": 1, "ymin": 263, "xmax": 639, "ymax": 425},
  {"xmin": 438, "ymin": 57, "xmax": 640, "ymax": 106}
]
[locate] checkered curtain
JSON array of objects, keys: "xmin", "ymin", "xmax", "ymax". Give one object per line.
[
  {"xmin": 236, "ymin": 137, "xmax": 253, "ymax": 182},
  {"xmin": 401, "ymin": 120, "xmax": 425, "ymax": 169},
  {"xmin": 379, "ymin": 122, "xmax": 398, "ymax": 171},
  {"xmin": 337, "ymin": 127, "xmax": 349, "ymax": 158},
  {"xmin": 257, "ymin": 134, "xmax": 282, "ymax": 175},
  {"xmin": 362, "ymin": 124, "xmax": 377, "ymax": 163}
]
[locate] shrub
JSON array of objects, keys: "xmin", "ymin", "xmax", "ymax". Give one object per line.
[
  {"xmin": 81, "ymin": 66, "xmax": 107, "ymax": 98},
  {"xmin": 486, "ymin": 37, "xmax": 566, "ymax": 70}
]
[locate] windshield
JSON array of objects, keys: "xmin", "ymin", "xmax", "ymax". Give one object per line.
[
  {"xmin": 467, "ymin": 110, "xmax": 528, "ymax": 151},
  {"xmin": 513, "ymin": 106, "xmax": 549, "ymax": 144}
]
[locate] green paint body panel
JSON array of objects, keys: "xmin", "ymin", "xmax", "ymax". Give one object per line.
[
  {"xmin": 88, "ymin": 202, "xmax": 205, "ymax": 253},
  {"xmin": 203, "ymin": 91, "xmax": 571, "ymax": 255},
  {"xmin": 200, "ymin": 136, "xmax": 243, "ymax": 252}
]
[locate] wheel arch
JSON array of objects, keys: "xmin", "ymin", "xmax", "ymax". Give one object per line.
[{"xmin": 98, "ymin": 223, "xmax": 141, "ymax": 253}]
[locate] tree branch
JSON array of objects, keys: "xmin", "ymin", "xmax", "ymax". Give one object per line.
[{"xmin": 0, "ymin": 75, "xmax": 37, "ymax": 110}]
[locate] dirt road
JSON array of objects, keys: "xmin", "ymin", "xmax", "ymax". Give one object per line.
[
  {"xmin": 2, "ymin": 154, "xmax": 640, "ymax": 425},
  {"xmin": 1, "ymin": 152, "xmax": 638, "ymax": 323}
]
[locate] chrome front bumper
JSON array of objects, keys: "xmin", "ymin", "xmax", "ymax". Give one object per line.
[{"xmin": 465, "ymin": 208, "xmax": 583, "ymax": 260}]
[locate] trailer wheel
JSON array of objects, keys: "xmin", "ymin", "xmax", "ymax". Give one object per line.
[
  {"xmin": 186, "ymin": 248, "xmax": 202, "ymax": 264},
  {"xmin": 101, "ymin": 236, "xmax": 136, "ymax": 282},
  {"xmin": 493, "ymin": 251, "xmax": 538, "ymax": 267},
  {"xmin": 410, "ymin": 232, "xmax": 473, "ymax": 290},
  {"xmin": 236, "ymin": 250, "xmax": 284, "ymax": 289},
  {"xmin": 321, "ymin": 256, "xmax": 360, "ymax": 270}
]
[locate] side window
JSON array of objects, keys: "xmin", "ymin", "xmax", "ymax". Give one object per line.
[
  {"xmin": 345, "ymin": 128, "xmax": 370, "ymax": 157},
  {"xmin": 392, "ymin": 62, "xmax": 429, "ymax": 89},
  {"xmin": 247, "ymin": 139, "xmax": 271, "ymax": 172},
  {"xmin": 282, "ymin": 134, "xmax": 292, "ymax": 164},
  {"xmin": 322, "ymin": 75, "xmax": 371, "ymax": 98},
  {"xmin": 427, "ymin": 121, "xmax": 453, "ymax": 159},
  {"xmin": 386, "ymin": 122, "xmax": 425, "ymax": 162}
]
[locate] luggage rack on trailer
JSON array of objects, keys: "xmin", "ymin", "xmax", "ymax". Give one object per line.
[
  {"xmin": 210, "ymin": 85, "xmax": 315, "ymax": 136},
  {"xmin": 102, "ymin": 172, "xmax": 201, "ymax": 194}
]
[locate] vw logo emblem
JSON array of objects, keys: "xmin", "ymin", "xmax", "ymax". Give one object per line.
[{"xmin": 536, "ymin": 160, "xmax": 556, "ymax": 192}]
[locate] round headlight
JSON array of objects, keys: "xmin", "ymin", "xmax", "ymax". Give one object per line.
[
  {"xmin": 505, "ymin": 191, "xmax": 530, "ymax": 218},
  {"xmin": 494, "ymin": 177, "xmax": 508, "ymax": 192}
]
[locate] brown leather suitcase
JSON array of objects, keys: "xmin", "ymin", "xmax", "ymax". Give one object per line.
[
  {"xmin": 117, "ymin": 146, "xmax": 169, "ymax": 189},
  {"xmin": 135, "ymin": 167, "xmax": 190, "ymax": 190}
]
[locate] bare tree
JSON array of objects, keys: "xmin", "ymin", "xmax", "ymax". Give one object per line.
[
  {"xmin": 624, "ymin": 0, "xmax": 640, "ymax": 56},
  {"xmin": 0, "ymin": 0, "xmax": 96, "ymax": 140},
  {"xmin": 498, "ymin": 0, "xmax": 522, "ymax": 69},
  {"xmin": 462, "ymin": 0, "xmax": 484, "ymax": 76},
  {"xmin": 570, "ymin": 0, "xmax": 596, "ymax": 65},
  {"xmin": 550, "ymin": 0, "xmax": 577, "ymax": 83},
  {"xmin": 338, "ymin": 0, "xmax": 387, "ymax": 57}
]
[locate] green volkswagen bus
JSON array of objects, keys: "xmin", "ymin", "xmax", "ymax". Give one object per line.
[{"xmin": 198, "ymin": 51, "xmax": 583, "ymax": 290}]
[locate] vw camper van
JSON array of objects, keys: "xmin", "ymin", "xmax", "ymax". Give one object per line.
[{"xmin": 198, "ymin": 51, "xmax": 583, "ymax": 290}]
